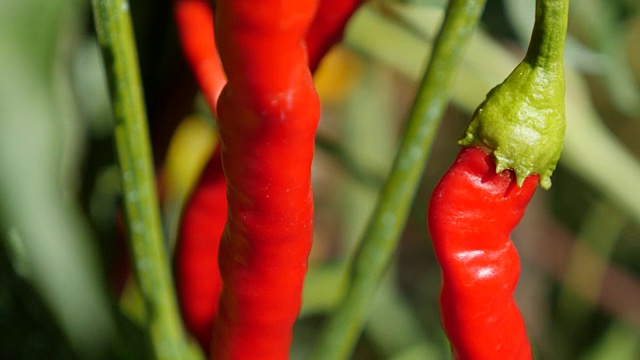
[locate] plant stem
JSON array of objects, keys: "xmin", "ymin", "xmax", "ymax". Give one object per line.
[
  {"xmin": 525, "ymin": 0, "xmax": 569, "ymax": 69},
  {"xmin": 310, "ymin": 1, "xmax": 487, "ymax": 359},
  {"xmin": 91, "ymin": 1, "xmax": 198, "ymax": 359}
]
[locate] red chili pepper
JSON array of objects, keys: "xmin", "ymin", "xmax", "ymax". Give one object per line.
[
  {"xmin": 428, "ymin": 146, "xmax": 537, "ymax": 359},
  {"xmin": 173, "ymin": 0, "xmax": 361, "ymax": 354},
  {"xmin": 173, "ymin": 0, "xmax": 226, "ymax": 114},
  {"xmin": 306, "ymin": 0, "xmax": 362, "ymax": 72},
  {"xmin": 173, "ymin": 0, "xmax": 227, "ymax": 353},
  {"xmin": 210, "ymin": 0, "xmax": 320, "ymax": 357},
  {"xmin": 427, "ymin": 1, "xmax": 568, "ymax": 357},
  {"xmin": 175, "ymin": 0, "xmax": 361, "ymax": 78},
  {"xmin": 174, "ymin": 146, "xmax": 226, "ymax": 353}
]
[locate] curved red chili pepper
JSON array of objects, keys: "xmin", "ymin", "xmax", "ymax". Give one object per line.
[
  {"xmin": 306, "ymin": 0, "xmax": 362, "ymax": 71},
  {"xmin": 173, "ymin": 0, "xmax": 226, "ymax": 114},
  {"xmin": 174, "ymin": 146, "xmax": 226, "ymax": 353},
  {"xmin": 428, "ymin": 146, "xmax": 537, "ymax": 359},
  {"xmin": 173, "ymin": 0, "xmax": 227, "ymax": 352},
  {"xmin": 210, "ymin": 0, "xmax": 320, "ymax": 357}
]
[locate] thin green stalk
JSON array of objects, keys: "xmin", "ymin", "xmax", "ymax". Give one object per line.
[
  {"xmin": 310, "ymin": 1, "xmax": 487, "ymax": 359},
  {"xmin": 524, "ymin": 0, "xmax": 569, "ymax": 68},
  {"xmin": 458, "ymin": 0, "xmax": 568, "ymax": 189},
  {"xmin": 91, "ymin": 1, "xmax": 197, "ymax": 359}
]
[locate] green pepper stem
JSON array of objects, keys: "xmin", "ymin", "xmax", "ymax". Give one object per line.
[
  {"xmin": 310, "ymin": 1, "xmax": 487, "ymax": 359},
  {"xmin": 91, "ymin": 1, "xmax": 201, "ymax": 359},
  {"xmin": 458, "ymin": 0, "xmax": 569, "ymax": 189},
  {"xmin": 524, "ymin": 0, "xmax": 569, "ymax": 69}
]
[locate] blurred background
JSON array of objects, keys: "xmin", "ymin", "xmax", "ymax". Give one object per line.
[{"xmin": 1, "ymin": 0, "xmax": 639, "ymax": 359}]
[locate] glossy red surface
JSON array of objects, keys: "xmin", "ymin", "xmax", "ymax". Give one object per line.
[
  {"xmin": 211, "ymin": 0, "xmax": 320, "ymax": 358},
  {"xmin": 175, "ymin": 147, "xmax": 227, "ymax": 353},
  {"xmin": 174, "ymin": 0, "xmax": 226, "ymax": 115},
  {"xmin": 428, "ymin": 146, "xmax": 538, "ymax": 359}
]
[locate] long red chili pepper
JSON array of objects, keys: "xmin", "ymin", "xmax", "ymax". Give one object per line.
[
  {"xmin": 428, "ymin": 146, "xmax": 538, "ymax": 358},
  {"xmin": 173, "ymin": 0, "xmax": 227, "ymax": 353},
  {"xmin": 306, "ymin": 0, "xmax": 362, "ymax": 71},
  {"xmin": 173, "ymin": 0, "xmax": 361, "ymax": 354},
  {"xmin": 427, "ymin": 0, "xmax": 568, "ymax": 358},
  {"xmin": 209, "ymin": 0, "xmax": 320, "ymax": 357},
  {"xmin": 174, "ymin": 146, "xmax": 226, "ymax": 353}
]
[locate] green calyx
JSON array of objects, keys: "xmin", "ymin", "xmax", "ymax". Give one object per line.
[
  {"xmin": 458, "ymin": 0, "xmax": 568, "ymax": 190},
  {"xmin": 458, "ymin": 62, "xmax": 565, "ymax": 189}
]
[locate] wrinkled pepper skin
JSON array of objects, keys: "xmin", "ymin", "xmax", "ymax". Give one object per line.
[
  {"xmin": 428, "ymin": 1, "xmax": 568, "ymax": 356},
  {"xmin": 174, "ymin": 147, "xmax": 226, "ymax": 353},
  {"xmin": 428, "ymin": 146, "xmax": 537, "ymax": 360},
  {"xmin": 173, "ymin": 0, "xmax": 361, "ymax": 354},
  {"xmin": 211, "ymin": 0, "xmax": 320, "ymax": 358}
]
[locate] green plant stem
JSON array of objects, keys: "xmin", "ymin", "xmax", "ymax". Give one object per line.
[
  {"xmin": 524, "ymin": 0, "xmax": 569, "ymax": 69},
  {"xmin": 91, "ymin": 1, "xmax": 197, "ymax": 359},
  {"xmin": 458, "ymin": 0, "xmax": 568, "ymax": 188},
  {"xmin": 310, "ymin": 1, "xmax": 487, "ymax": 359}
]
